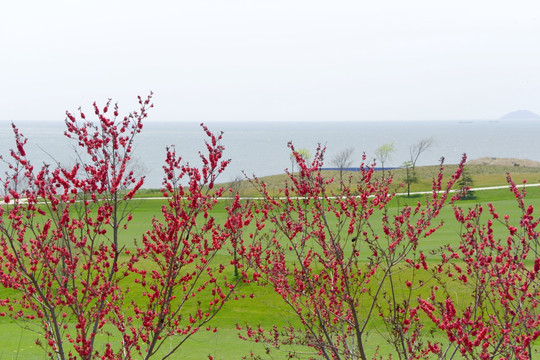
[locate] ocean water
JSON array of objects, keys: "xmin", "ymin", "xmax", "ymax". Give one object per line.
[{"xmin": 1, "ymin": 120, "xmax": 539, "ymax": 189}]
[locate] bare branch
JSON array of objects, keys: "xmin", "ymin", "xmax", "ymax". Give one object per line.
[{"xmin": 409, "ymin": 137, "xmax": 434, "ymax": 169}]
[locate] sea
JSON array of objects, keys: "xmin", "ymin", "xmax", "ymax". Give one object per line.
[{"xmin": 1, "ymin": 120, "xmax": 538, "ymax": 189}]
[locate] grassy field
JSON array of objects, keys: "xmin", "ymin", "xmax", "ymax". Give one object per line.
[
  {"xmin": 224, "ymin": 163, "xmax": 540, "ymax": 197},
  {"xmin": 0, "ymin": 164, "xmax": 539, "ymax": 359}
]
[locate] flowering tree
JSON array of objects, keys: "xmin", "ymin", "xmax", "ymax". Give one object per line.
[
  {"xmin": 239, "ymin": 143, "xmax": 467, "ymax": 359},
  {"xmin": 0, "ymin": 95, "xmax": 151, "ymax": 359},
  {"xmin": 125, "ymin": 125, "xmax": 255, "ymax": 359},
  {"xmin": 419, "ymin": 175, "xmax": 540, "ymax": 359},
  {"xmin": 0, "ymin": 96, "xmax": 252, "ymax": 359}
]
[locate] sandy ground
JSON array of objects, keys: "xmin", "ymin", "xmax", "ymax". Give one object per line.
[{"xmin": 467, "ymin": 157, "xmax": 540, "ymax": 167}]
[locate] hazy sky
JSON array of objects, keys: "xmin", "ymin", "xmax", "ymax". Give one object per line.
[{"xmin": 1, "ymin": 0, "xmax": 539, "ymax": 122}]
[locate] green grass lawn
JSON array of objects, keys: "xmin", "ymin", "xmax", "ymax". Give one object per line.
[{"xmin": 0, "ymin": 166, "xmax": 539, "ymax": 359}]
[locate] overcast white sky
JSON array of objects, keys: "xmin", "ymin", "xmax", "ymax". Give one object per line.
[{"xmin": 1, "ymin": 0, "xmax": 539, "ymax": 122}]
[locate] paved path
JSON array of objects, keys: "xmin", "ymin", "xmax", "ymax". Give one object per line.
[
  {"xmin": 394, "ymin": 183, "xmax": 539, "ymax": 197},
  {"xmin": 133, "ymin": 183, "xmax": 539, "ymax": 201},
  {"xmin": 7, "ymin": 184, "xmax": 537, "ymax": 205}
]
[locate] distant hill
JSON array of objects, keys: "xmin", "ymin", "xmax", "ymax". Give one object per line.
[{"xmin": 499, "ymin": 110, "xmax": 540, "ymax": 121}]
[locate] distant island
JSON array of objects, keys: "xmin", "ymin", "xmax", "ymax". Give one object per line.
[{"xmin": 499, "ymin": 110, "xmax": 540, "ymax": 121}]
